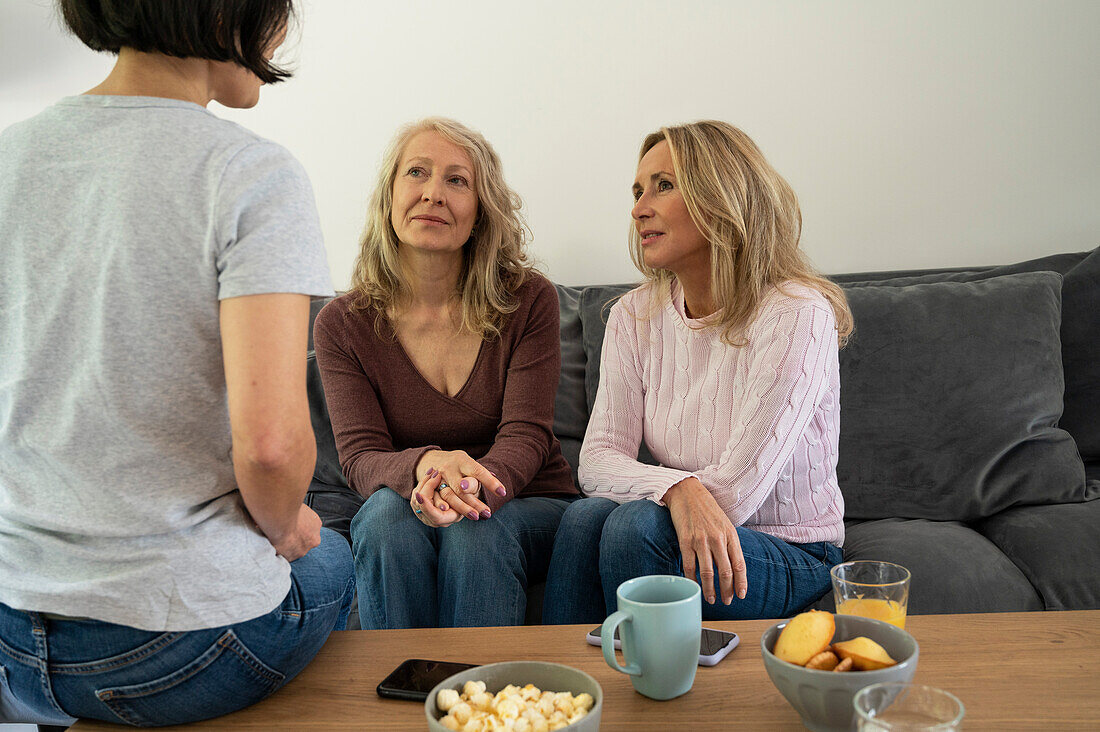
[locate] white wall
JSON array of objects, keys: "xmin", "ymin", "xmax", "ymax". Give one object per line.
[{"xmin": 2, "ymin": 0, "xmax": 1098, "ymax": 288}]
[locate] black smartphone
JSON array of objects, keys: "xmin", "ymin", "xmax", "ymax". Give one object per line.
[
  {"xmin": 376, "ymin": 658, "xmax": 479, "ymax": 702},
  {"xmin": 586, "ymin": 626, "xmax": 740, "ymax": 666}
]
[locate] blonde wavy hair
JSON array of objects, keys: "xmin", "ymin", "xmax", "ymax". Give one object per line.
[
  {"xmin": 348, "ymin": 117, "xmax": 533, "ymax": 340},
  {"xmin": 630, "ymin": 120, "xmax": 853, "ymax": 347}
]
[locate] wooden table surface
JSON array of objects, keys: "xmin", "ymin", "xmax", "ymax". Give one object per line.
[{"xmin": 71, "ymin": 610, "xmax": 1099, "ymax": 730}]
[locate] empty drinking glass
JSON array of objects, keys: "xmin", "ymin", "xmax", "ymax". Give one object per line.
[{"xmin": 854, "ymin": 682, "xmax": 965, "ymax": 731}]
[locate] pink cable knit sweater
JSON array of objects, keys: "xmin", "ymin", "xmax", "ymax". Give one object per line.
[{"xmin": 578, "ymin": 279, "xmax": 845, "ymax": 546}]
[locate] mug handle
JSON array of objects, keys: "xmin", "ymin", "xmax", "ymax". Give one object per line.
[{"xmin": 601, "ymin": 610, "xmax": 641, "ymax": 676}]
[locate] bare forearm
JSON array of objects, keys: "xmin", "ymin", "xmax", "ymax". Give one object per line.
[{"xmin": 234, "ymin": 433, "xmax": 315, "ymax": 544}]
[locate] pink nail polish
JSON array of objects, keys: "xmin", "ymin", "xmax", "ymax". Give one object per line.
[
  {"xmin": 415, "ymin": 493, "xmax": 423, "ymax": 504},
  {"xmin": 467, "ymin": 511, "xmax": 479, "ymax": 520},
  {"xmin": 428, "ymin": 467, "xmax": 437, "ymax": 477},
  {"xmin": 460, "ymin": 479, "xmax": 469, "ymax": 491},
  {"xmin": 496, "ymin": 487, "xmax": 507, "ymax": 497},
  {"xmin": 480, "ymin": 510, "xmax": 491, "ymax": 519}
]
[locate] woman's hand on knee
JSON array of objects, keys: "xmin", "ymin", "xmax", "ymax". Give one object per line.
[
  {"xmin": 416, "ymin": 450, "xmax": 505, "ymax": 520},
  {"xmin": 664, "ymin": 477, "xmax": 748, "ymax": 605}
]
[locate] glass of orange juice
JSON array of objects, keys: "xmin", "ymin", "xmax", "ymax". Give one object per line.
[{"xmin": 830, "ymin": 560, "xmax": 911, "ymax": 629}]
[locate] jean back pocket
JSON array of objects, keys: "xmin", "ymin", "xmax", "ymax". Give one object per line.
[{"xmin": 96, "ymin": 630, "xmax": 285, "ymax": 727}]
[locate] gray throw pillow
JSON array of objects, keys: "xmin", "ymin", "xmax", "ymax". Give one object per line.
[
  {"xmin": 838, "ymin": 271, "xmax": 1091, "ymax": 521},
  {"xmin": 834, "ymin": 247, "xmax": 1099, "ymax": 462}
]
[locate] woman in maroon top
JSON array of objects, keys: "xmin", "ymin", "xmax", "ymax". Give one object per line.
[{"xmin": 314, "ymin": 118, "xmax": 577, "ymax": 628}]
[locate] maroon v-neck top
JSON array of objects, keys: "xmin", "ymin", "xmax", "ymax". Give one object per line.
[{"xmin": 313, "ymin": 274, "xmax": 577, "ymax": 512}]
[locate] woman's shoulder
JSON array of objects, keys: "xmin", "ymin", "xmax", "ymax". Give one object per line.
[
  {"xmin": 503, "ymin": 272, "xmax": 562, "ymax": 328},
  {"xmin": 756, "ymin": 281, "xmax": 834, "ymax": 322},
  {"xmin": 314, "ymin": 293, "xmax": 382, "ymax": 341},
  {"xmin": 513, "ymin": 271, "xmax": 556, "ymax": 301},
  {"xmin": 595, "ymin": 282, "xmax": 669, "ymax": 349},
  {"xmin": 748, "ymin": 281, "xmax": 838, "ymax": 348},
  {"xmin": 613, "ymin": 281, "xmax": 667, "ymax": 317}
]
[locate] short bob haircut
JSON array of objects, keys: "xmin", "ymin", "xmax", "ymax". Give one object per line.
[
  {"xmin": 349, "ymin": 117, "xmax": 534, "ymax": 341},
  {"xmin": 59, "ymin": 0, "xmax": 295, "ymax": 84},
  {"xmin": 630, "ymin": 120, "xmax": 853, "ymax": 347}
]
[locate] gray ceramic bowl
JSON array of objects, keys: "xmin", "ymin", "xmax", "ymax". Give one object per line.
[
  {"xmin": 761, "ymin": 615, "xmax": 919, "ymax": 732},
  {"xmin": 425, "ymin": 661, "xmax": 603, "ymax": 731}
]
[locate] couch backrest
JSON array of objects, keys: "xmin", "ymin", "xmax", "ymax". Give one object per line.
[
  {"xmin": 564, "ymin": 248, "xmax": 1100, "ymax": 521},
  {"xmin": 306, "ymin": 248, "xmax": 1100, "ymax": 521}
]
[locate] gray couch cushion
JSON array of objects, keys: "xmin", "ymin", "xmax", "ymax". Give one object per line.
[
  {"xmin": 305, "ymin": 348, "xmax": 363, "ymax": 543},
  {"xmin": 307, "ymin": 350, "xmax": 349, "ymax": 489},
  {"xmin": 578, "ymin": 283, "xmax": 658, "ymax": 467},
  {"xmin": 838, "ymin": 271, "xmax": 1090, "ymax": 521},
  {"xmin": 554, "ymin": 284, "xmax": 588, "ymax": 484},
  {"xmin": 308, "ymin": 295, "xmax": 332, "ymax": 352},
  {"xmin": 814, "ymin": 519, "xmax": 1043, "ymax": 614},
  {"xmin": 578, "ymin": 284, "xmax": 637, "ymax": 411},
  {"xmin": 976, "ymin": 500, "xmax": 1100, "ymax": 611},
  {"xmin": 305, "ymin": 479, "xmax": 363, "ymax": 544}
]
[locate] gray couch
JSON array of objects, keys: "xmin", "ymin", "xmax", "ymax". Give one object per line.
[{"xmin": 306, "ymin": 247, "xmax": 1100, "ymax": 619}]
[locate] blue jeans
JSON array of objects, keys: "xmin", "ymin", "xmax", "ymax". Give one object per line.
[
  {"xmin": 350, "ymin": 488, "xmax": 571, "ymax": 629},
  {"xmin": 0, "ymin": 527, "xmax": 353, "ymax": 727},
  {"xmin": 542, "ymin": 497, "xmax": 842, "ymax": 624}
]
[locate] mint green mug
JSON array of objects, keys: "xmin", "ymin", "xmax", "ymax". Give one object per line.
[{"xmin": 601, "ymin": 575, "xmax": 701, "ymax": 700}]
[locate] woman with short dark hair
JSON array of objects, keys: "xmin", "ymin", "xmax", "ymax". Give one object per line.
[{"xmin": 0, "ymin": 1, "xmax": 353, "ymax": 726}]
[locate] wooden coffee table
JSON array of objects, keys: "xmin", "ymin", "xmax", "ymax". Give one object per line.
[{"xmin": 71, "ymin": 611, "xmax": 1098, "ymax": 730}]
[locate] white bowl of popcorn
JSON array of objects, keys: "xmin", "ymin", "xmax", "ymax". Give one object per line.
[{"xmin": 425, "ymin": 660, "xmax": 602, "ymax": 731}]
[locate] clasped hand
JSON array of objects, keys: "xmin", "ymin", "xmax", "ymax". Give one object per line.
[{"xmin": 410, "ymin": 449, "xmax": 508, "ymax": 528}]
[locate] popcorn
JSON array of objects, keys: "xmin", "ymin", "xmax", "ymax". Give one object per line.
[
  {"xmin": 535, "ymin": 695, "xmax": 555, "ymax": 717},
  {"xmin": 552, "ymin": 692, "xmax": 574, "ymax": 714},
  {"xmin": 437, "ymin": 688, "xmax": 462, "ymax": 712},
  {"xmin": 495, "ymin": 697, "xmax": 521, "ymax": 720},
  {"xmin": 437, "ymin": 681, "xmax": 593, "ymax": 730},
  {"xmin": 451, "ymin": 701, "xmax": 473, "ymax": 725}
]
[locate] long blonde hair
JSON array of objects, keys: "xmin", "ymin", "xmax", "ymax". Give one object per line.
[
  {"xmin": 630, "ymin": 120, "xmax": 852, "ymax": 346},
  {"xmin": 348, "ymin": 117, "xmax": 533, "ymax": 339}
]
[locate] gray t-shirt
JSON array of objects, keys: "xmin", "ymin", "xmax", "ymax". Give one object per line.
[{"xmin": 0, "ymin": 95, "xmax": 333, "ymax": 631}]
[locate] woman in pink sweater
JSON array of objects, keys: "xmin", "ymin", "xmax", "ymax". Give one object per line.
[{"xmin": 543, "ymin": 121, "xmax": 853, "ymax": 623}]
